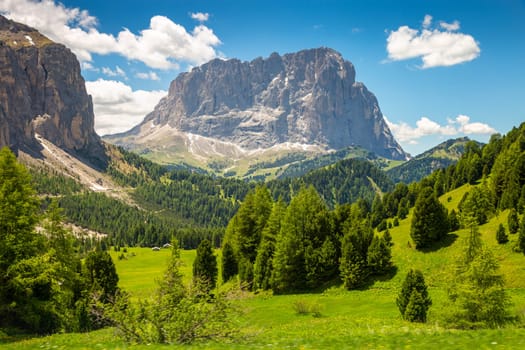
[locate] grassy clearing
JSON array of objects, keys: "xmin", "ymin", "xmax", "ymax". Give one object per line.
[
  {"xmin": 108, "ymin": 247, "xmax": 195, "ymax": 298},
  {"xmin": 4, "ymin": 183, "xmax": 525, "ymax": 348}
]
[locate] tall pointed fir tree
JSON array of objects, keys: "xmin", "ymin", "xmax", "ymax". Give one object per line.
[
  {"xmin": 253, "ymin": 199, "xmax": 286, "ymax": 291},
  {"xmin": 447, "ymin": 222, "xmax": 512, "ymax": 328},
  {"xmin": 193, "ymin": 239, "xmax": 218, "ymax": 291},
  {"xmin": 396, "ymin": 269, "xmax": 431, "ymax": 322},
  {"xmin": 410, "ymin": 186, "xmax": 449, "ymax": 249},
  {"xmin": 271, "ymin": 186, "xmax": 334, "ymax": 293},
  {"xmin": 222, "ymin": 186, "xmax": 273, "ymax": 287}
]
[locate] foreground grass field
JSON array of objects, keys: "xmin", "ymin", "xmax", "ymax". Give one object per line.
[{"xmin": 3, "ymin": 184, "xmax": 525, "ymax": 349}]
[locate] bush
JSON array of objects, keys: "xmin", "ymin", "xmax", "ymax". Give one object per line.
[
  {"xmin": 292, "ymin": 299, "xmax": 323, "ymax": 317},
  {"xmin": 108, "ymin": 242, "xmax": 238, "ymax": 344}
]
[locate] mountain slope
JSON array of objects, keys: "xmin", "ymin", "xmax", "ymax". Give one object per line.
[
  {"xmin": 387, "ymin": 137, "xmax": 477, "ymax": 183},
  {"xmin": 106, "ymin": 47, "xmax": 407, "ymax": 175}
]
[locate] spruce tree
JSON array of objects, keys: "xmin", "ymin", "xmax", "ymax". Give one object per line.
[
  {"xmin": 508, "ymin": 208, "xmax": 519, "ymax": 234},
  {"xmin": 410, "ymin": 187, "xmax": 449, "ymax": 249},
  {"xmin": 84, "ymin": 250, "xmax": 119, "ymax": 303},
  {"xmin": 383, "ymin": 229, "xmax": 393, "ymax": 247},
  {"xmin": 253, "ymin": 199, "xmax": 286, "ymax": 290},
  {"xmin": 396, "ymin": 269, "xmax": 431, "ymax": 321},
  {"xmin": 404, "ymin": 290, "xmax": 428, "ymax": 322},
  {"xmin": 193, "ymin": 239, "xmax": 218, "ymax": 290},
  {"xmin": 448, "ymin": 223, "xmax": 512, "ymax": 328},
  {"xmin": 272, "ymin": 186, "xmax": 331, "ymax": 293},
  {"xmin": 519, "ymin": 217, "xmax": 525, "ymax": 254},
  {"xmin": 221, "ymin": 242, "xmax": 237, "ymax": 282},
  {"xmin": 496, "ymin": 223, "xmax": 508, "ymax": 244},
  {"xmin": 367, "ymin": 235, "xmax": 393, "ymax": 275}
]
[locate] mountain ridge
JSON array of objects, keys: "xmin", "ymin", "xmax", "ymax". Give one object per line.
[{"xmin": 106, "ymin": 47, "xmax": 408, "ymax": 175}]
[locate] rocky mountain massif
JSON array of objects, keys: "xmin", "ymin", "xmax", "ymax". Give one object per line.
[
  {"xmin": 0, "ymin": 15, "xmax": 104, "ymax": 163},
  {"xmin": 107, "ymin": 47, "xmax": 407, "ymax": 176}
]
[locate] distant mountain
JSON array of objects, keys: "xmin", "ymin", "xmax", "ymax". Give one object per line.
[
  {"xmin": 106, "ymin": 47, "xmax": 408, "ymax": 176},
  {"xmin": 387, "ymin": 137, "xmax": 478, "ymax": 183},
  {"xmin": 0, "ymin": 15, "xmax": 104, "ymax": 164}
]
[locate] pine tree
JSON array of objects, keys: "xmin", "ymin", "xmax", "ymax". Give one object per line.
[
  {"xmin": 519, "ymin": 218, "xmax": 525, "ymax": 254},
  {"xmin": 193, "ymin": 239, "xmax": 218, "ymax": 290},
  {"xmin": 271, "ymin": 186, "xmax": 332, "ymax": 293},
  {"xmin": 447, "ymin": 223, "xmax": 512, "ymax": 328},
  {"xmin": 253, "ymin": 199, "xmax": 286, "ymax": 290},
  {"xmin": 367, "ymin": 235, "xmax": 393, "ymax": 275},
  {"xmin": 508, "ymin": 208, "xmax": 519, "ymax": 234},
  {"xmin": 221, "ymin": 242, "xmax": 237, "ymax": 282},
  {"xmin": 404, "ymin": 290, "xmax": 428, "ymax": 322},
  {"xmin": 396, "ymin": 269, "xmax": 431, "ymax": 321},
  {"xmin": 496, "ymin": 223, "xmax": 508, "ymax": 244},
  {"xmin": 383, "ymin": 229, "xmax": 393, "ymax": 247},
  {"xmin": 410, "ymin": 187, "xmax": 449, "ymax": 249},
  {"xmin": 223, "ymin": 186, "xmax": 273, "ymax": 286},
  {"xmin": 84, "ymin": 250, "xmax": 119, "ymax": 303}
]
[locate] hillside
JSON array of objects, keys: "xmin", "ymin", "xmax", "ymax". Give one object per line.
[{"xmin": 387, "ymin": 137, "xmax": 476, "ymax": 184}]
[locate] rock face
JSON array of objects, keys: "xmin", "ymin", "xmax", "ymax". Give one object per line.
[
  {"xmin": 0, "ymin": 15, "xmax": 103, "ymax": 161},
  {"xmin": 113, "ymin": 47, "xmax": 407, "ymax": 163}
]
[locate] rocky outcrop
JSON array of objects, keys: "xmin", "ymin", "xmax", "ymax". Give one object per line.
[
  {"xmin": 0, "ymin": 15, "xmax": 103, "ymax": 162},
  {"xmin": 113, "ymin": 47, "xmax": 407, "ymax": 162}
]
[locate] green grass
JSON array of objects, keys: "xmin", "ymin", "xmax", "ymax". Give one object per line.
[
  {"xmin": 4, "ymin": 182, "xmax": 525, "ymax": 349},
  {"xmin": 108, "ymin": 247, "xmax": 195, "ymax": 298}
]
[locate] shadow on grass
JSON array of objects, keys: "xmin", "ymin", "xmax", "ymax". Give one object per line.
[
  {"xmin": 358, "ymin": 266, "xmax": 399, "ymax": 290},
  {"xmin": 419, "ymin": 233, "xmax": 459, "ymax": 253}
]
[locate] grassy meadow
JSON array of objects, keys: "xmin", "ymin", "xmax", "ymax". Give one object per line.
[{"xmin": 3, "ymin": 184, "xmax": 525, "ymax": 349}]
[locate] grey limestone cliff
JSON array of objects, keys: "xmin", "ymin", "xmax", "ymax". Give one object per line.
[
  {"xmin": 116, "ymin": 47, "xmax": 407, "ymax": 161},
  {"xmin": 0, "ymin": 15, "xmax": 103, "ymax": 161}
]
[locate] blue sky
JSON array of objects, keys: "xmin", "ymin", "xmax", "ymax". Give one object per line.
[{"xmin": 2, "ymin": 0, "xmax": 524, "ymax": 155}]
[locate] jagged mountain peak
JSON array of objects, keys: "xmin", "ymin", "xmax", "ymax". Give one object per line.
[{"xmin": 106, "ymin": 47, "xmax": 407, "ymax": 176}]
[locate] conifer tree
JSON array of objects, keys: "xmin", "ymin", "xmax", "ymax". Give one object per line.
[
  {"xmin": 404, "ymin": 290, "xmax": 428, "ymax": 322},
  {"xmin": 519, "ymin": 217, "xmax": 525, "ymax": 254},
  {"xmin": 339, "ymin": 221, "xmax": 372, "ymax": 289},
  {"xmin": 367, "ymin": 234, "xmax": 393, "ymax": 275},
  {"xmin": 447, "ymin": 223, "xmax": 512, "ymax": 328},
  {"xmin": 253, "ymin": 199, "xmax": 286, "ymax": 290},
  {"xmin": 84, "ymin": 250, "xmax": 119, "ymax": 303},
  {"xmin": 508, "ymin": 208, "xmax": 519, "ymax": 234},
  {"xmin": 193, "ymin": 239, "xmax": 218, "ymax": 290},
  {"xmin": 383, "ymin": 229, "xmax": 393, "ymax": 247},
  {"xmin": 396, "ymin": 269, "xmax": 431, "ymax": 321},
  {"xmin": 410, "ymin": 187, "xmax": 449, "ymax": 249},
  {"xmin": 272, "ymin": 186, "xmax": 332, "ymax": 293},
  {"xmin": 221, "ymin": 242, "xmax": 237, "ymax": 282},
  {"xmin": 496, "ymin": 223, "xmax": 508, "ymax": 244}
]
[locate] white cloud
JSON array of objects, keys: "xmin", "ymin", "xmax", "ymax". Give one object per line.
[
  {"xmin": 81, "ymin": 62, "xmax": 98, "ymax": 72},
  {"xmin": 385, "ymin": 115, "xmax": 496, "ymax": 143},
  {"xmin": 386, "ymin": 15, "xmax": 480, "ymax": 68},
  {"xmin": 1, "ymin": 1, "xmax": 221, "ymax": 69},
  {"xmin": 85, "ymin": 79, "xmax": 166, "ymax": 135},
  {"xmin": 422, "ymin": 15, "xmax": 433, "ymax": 29},
  {"xmin": 102, "ymin": 66, "xmax": 126, "ymax": 78},
  {"xmin": 135, "ymin": 71, "xmax": 160, "ymax": 81},
  {"xmin": 190, "ymin": 12, "xmax": 209, "ymax": 22},
  {"xmin": 453, "ymin": 114, "xmax": 496, "ymax": 134},
  {"xmin": 440, "ymin": 20, "xmax": 460, "ymax": 31}
]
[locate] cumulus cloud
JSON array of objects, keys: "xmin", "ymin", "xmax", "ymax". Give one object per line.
[
  {"xmin": 0, "ymin": 0, "xmax": 221, "ymax": 69},
  {"xmin": 385, "ymin": 115, "xmax": 496, "ymax": 143},
  {"xmin": 135, "ymin": 71, "xmax": 160, "ymax": 81},
  {"xmin": 190, "ymin": 12, "xmax": 209, "ymax": 22},
  {"xmin": 386, "ymin": 15, "xmax": 480, "ymax": 68},
  {"xmin": 85, "ymin": 79, "xmax": 166, "ymax": 135}
]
